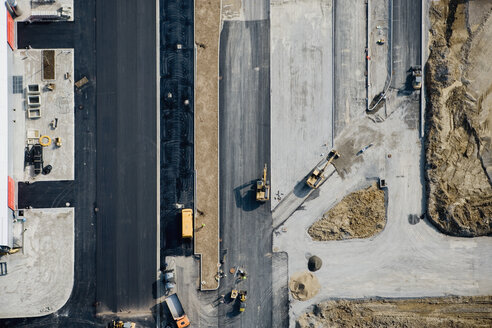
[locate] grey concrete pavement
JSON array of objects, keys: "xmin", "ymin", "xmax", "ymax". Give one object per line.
[
  {"xmin": 0, "ymin": 208, "xmax": 74, "ymax": 318},
  {"xmin": 274, "ymin": 111, "xmax": 492, "ymax": 326},
  {"xmin": 96, "ymin": 0, "xmax": 158, "ymax": 314},
  {"xmin": 333, "ymin": 0, "xmax": 367, "ymax": 135},
  {"xmin": 270, "ymin": 0, "xmax": 333, "ymax": 210},
  {"xmin": 218, "ymin": 18, "xmax": 273, "ymax": 328}
]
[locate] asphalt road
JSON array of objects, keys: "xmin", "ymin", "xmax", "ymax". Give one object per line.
[
  {"xmin": 95, "ymin": 0, "xmax": 157, "ymax": 315},
  {"xmin": 159, "ymin": 0, "xmax": 194, "ymax": 259},
  {"xmin": 217, "ymin": 20, "xmax": 273, "ymax": 328},
  {"xmin": 2, "ymin": 1, "xmax": 100, "ymax": 327},
  {"xmin": 391, "ymin": 0, "xmax": 422, "ymax": 91}
]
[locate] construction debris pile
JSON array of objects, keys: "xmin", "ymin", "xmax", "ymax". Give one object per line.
[
  {"xmin": 426, "ymin": 0, "xmax": 492, "ymax": 237},
  {"xmin": 308, "ymin": 183, "xmax": 385, "ymax": 241},
  {"xmin": 297, "ymin": 296, "xmax": 492, "ymax": 328},
  {"xmin": 289, "ymin": 271, "xmax": 320, "ymax": 301}
]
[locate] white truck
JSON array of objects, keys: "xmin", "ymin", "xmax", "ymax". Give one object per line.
[{"xmin": 165, "ymin": 294, "xmax": 190, "ymax": 328}]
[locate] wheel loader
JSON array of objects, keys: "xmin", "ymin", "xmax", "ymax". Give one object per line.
[{"xmin": 306, "ymin": 150, "xmax": 340, "ymax": 189}]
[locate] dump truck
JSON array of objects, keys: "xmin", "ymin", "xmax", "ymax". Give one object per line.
[
  {"xmin": 165, "ymin": 294, "xmax": 190, "ymax": 328},
  {"xmin": 412, "ymin": 66, "xmax": 422, "ymax": 90},
  {"xmin": 306, "ymin": 150, "xmax": 340, "ymax": 189},
  {"xmin": 181, "ymin": 209, "xmax": 193, "ymax": 238},
  {"xmin": 256, "ymin": 164, "xmax": 270, "ymax": 202}
]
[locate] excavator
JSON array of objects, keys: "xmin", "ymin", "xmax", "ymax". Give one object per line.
[
  {"xmin": 306, "ymin": 150, "xmax": 340, "ymax": 189},
  {"xmin": 256, "ymin": 164, "xmax": 270, "ymax": 202},
  {"xmin": 108, "ymin": 321, "xmax": 135, "ymax": 328}
]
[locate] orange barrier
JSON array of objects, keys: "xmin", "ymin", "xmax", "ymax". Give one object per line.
[
  {"xmin": 8, "ymin": 176, "xmax": 15, "ymax": 210},
  {"xmin": 7, "ymin": 11, "xmax": 15, "ymax": 50}
]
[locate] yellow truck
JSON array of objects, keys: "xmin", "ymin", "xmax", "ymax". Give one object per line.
[{"xmin": 181, "ymin": 209, "xmax": 193, "ymax": 238}]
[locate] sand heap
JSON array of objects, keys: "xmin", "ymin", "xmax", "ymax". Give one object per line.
[
  {"xmin": 289, "ymin": 271, "xmax": 320, "ymax": 301},
  {"xmin": 425, "ymin": 0, "xmax": 492, "ymax": 236},
  {"xmin": 308, "ymin": 183, "xmax": 385, "ymax": 241}
]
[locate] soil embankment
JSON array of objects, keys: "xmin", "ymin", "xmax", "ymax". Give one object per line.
[
  {"xmin": 297, "ymin": 296, "xmax": 492, "ymax": 328},
  {"xmin": 426, "ymin": 0, "xmax": 492, "ymax": 236},
  {"xmin": 308, "ymin": 183, "xmax": 385, "ymax": 241}
]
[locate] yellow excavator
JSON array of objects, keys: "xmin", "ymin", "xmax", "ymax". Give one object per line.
[
  {"xmin": 256, "ymin": 164, "xmax": 270, "ymax": 202},
  {"xmin": 108, "ymin": 321, "xmax": 135, "ymax": 328},
  {"xmin": 306, "ymin": 150, "xmax": 340, "ymax": 189}
]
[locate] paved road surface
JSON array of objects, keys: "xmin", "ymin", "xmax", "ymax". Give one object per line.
[
  {"xmin": 3, "ymin": 1, "xmax": 99, "ymax": 327},
  {"xmin": 333, "ymin": 0, "xmax": 367, "ymax": 136},
  {"xmin": 218, "ymin": 19, "xmax": 273, "ymax": 328},
  {"xmin": 391, "ymin": 0, "xmax": 422, "ymax": 90},
  {"xmin": 96, "ymin": 0, "xmax": 157, "ymax": 314}
]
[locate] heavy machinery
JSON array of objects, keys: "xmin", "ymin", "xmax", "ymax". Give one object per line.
[
  {"xmin": 238, "ymin": 290, "xmax": 247, "ymax": 313},
  {"xmin": 256, "ymin": 164, "xmax": 270, "ymax": 202},
  {"xmin": 306, "ymin": 150, "xmax": 340, "ymax": 189},
  {"xmin": 412, "ymin": 66, "xmax": 422, "ymax": 89},
  {"xmin": 181, "ymin": 209, "xmax": 193, "ymax": 238},
  {"xmin": 108, "ymin": 321, "xmax": 135, "ymax": 328},
  {"xmin": 165, "ymin": 293, "xmax": 190, "ymax": 328}
]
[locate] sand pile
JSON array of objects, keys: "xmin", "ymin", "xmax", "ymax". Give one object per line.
[
  {"xmin": 289, "ymin": 271, "xmax": 320, "ymax": 301},
  {"xmin": 297, "ymin": 296, "xmax": 492, "ymax": 328},
  {"xmin": 308, "ymin": 183, "xmax": 385, "ymax": 241},
  {"xmin": 425, "ymin": 0, "xmax": 492, "ymax": 236}
]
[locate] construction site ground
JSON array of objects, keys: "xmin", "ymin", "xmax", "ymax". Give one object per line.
[
  {"xmin": 297, "ymin": 296, "xmax": 492, "ymax": 328},
  {"xmin": 194, "ymin": 0, "xmax": 221, "ymax": 290},
  {"xmin": 274, "ymin": 110, "xmax": 492, "ymax": 325},
  {"xmin": 0, "ymin": 208, "xmax": 74, "ymax": 318}
]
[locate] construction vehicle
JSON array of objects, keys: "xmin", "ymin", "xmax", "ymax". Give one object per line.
[
  {"xmin": 165, "ymin": 293, "xmax": 190, "ymax": 328},
  {"xmin": 306, "ymin": 150, "xmax": 340, "ymax": 189},
  {"xmin": 181, "ymin": 209, "xmax": 193, "ymax": 238},
  {"xmin": 108, "ymin": 320, "xmax": 135, "ymax": 328},
  {"xmin": 412, "ymin": 66, "xmax": 422, "ymax": 89},
  {"xmin": 238, "ymin": 290, "xmax": 247, "ymax": 313},
  {"xmin": 256, "ymin": 164, "xmax": 270, "ymax": 202}
]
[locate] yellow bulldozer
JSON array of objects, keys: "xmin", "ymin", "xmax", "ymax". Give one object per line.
[
  {"xmin": 256, "ymin": 164, "xmax": 270, "ymax": 202},
  {"xmin": 306, "ymin": 150, "xmax": 340, "ymax": 189}
]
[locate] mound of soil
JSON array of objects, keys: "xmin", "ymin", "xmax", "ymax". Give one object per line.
[
  {"xmin": 297, "ymin": 296, "xmax": 492, "ymax": 328},
  {"xmin": 308, "ymin": 183, "xmax": 385, "ymax": 241},
  {"xmin": 425, "ymin": 0, "xmax": 492, "ymax": 236},
  {"xmin": 289, "ymin": 271, "xmax": 320, "ymax": 301}
]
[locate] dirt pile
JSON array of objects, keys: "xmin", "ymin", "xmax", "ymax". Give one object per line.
[
  {"xmin": 289, "ymin": 271, "xmax": 320, "ymax": 301},
  {"xmin": 308, "ymin": 183, "xmax": 385, "ymax": 241},
  {"xmin": 297, "ymin": 296, "xmax": 492, "ymax": 328},
  {"xmin": 425, "ymin": 0, "xmax": 492, "ymax": 236}
]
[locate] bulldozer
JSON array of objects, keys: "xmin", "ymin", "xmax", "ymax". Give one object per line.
[
  {"xmin": 306, "ymin": 150, "xmax": 340, "ymax": 189},
  {"xmin": 256, "ymin": 164, "xmax": 270, "ymax": 202}
]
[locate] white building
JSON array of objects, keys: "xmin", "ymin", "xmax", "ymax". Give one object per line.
[{"xmin": 0, "ymin": 4, "xmax": 17, "ymax": 252}]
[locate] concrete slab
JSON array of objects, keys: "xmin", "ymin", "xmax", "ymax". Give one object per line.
[
  {"xmin": 9, "ymin": 49, "xmax": 74, "ymax": 183},
  {"xmin": 273, "ymin": 110, "xmax": 492, "ymax": 327},
  {"xmin": 0, "ymin": 208, "xmax": 74, "ymax": 318},
  {"xmin": 270, "ymin": 0, "xmax": 333, "ymax": 210}
]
